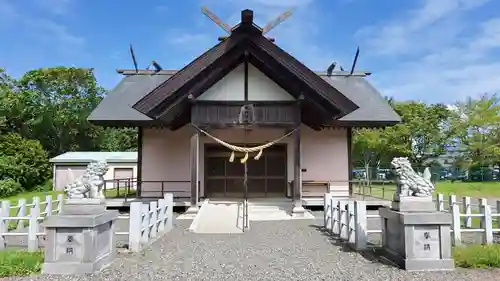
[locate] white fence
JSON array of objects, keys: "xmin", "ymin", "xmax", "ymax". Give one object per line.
[
  {"xmin": 1, "ymin": 193, "xmax": 175, "ymax": 253},
  {"xmin": 0, "ymin": 194, "xmax": 64, "ymax": 251},
  {"xmin": 116, "ymin": 193, "xmax": 174, "ymax": 252},
  {"xmin": 324, "ymin": 193, "xmax": 500, "ymax": 250}
]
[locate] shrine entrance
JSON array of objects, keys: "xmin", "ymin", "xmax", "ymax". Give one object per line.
[{"xmin": 204, "ymin": 144, "xmax": 288, "ymax": 198}]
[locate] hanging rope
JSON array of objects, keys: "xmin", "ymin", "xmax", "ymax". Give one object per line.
[{"xmin": 192, "ymin": 125, "xmax": 299, "ymax": 163}]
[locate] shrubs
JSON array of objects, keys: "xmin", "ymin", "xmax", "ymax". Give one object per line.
[
  {"xmin": 453, "ymin": 244, "xmax": 500, "ymax": 268},
  {"xmin": 0, "ymin": 132, "xmax": 50, "ymax": 195},
  {"xmin": 0, "ymin": 250, "xmax": 43, "ymax": 277},
  {"xmin": 0, "ymin": 179, "xmax": 23, "ymax": 197}
]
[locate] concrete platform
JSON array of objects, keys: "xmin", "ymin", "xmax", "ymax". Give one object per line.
[
  {"xmin": 106, "ymin": 197, "xmax": 194, "ymax": 208},
  {"xmin": 189, "ymin": 200, "xmax": 244, "ymax": 234},
  {"xmin": 302, "ymin": 195, "xmax": 390, "ymax": 207},
  {"xmin": 106, "ymin": 195, "xmax": 390, "ymax": 209}
]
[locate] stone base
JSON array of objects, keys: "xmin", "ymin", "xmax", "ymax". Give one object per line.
[
  {"xmin": 42, "ymin": 209, "xmax": 118, "ymax": 275},
  {"xmin": 185, "ymin": 206, "xmax": 199, "ymax": 214},
  {"xmin": 379, "ymin": 207, "xmax": 454, "ymax": 272},
  {"xmin": 61, "ymin": 198, "xmax": 107, "ymax": 215},
  {"xmin": 42, "ymin": 252, "xmax": 115, "ymax": 275},
  {"xmin": 391, "ymin": 196, "xmax": 435, "ymax": 212},
  {"xmin": 291, "ymin": 206, "xmax": 306, "ymax": 217},
  {"xmin": 383, "ymin": 249, "xmax": 455, "ymax": 272}
]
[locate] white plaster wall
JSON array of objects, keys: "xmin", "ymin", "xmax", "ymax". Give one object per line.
[
  {"xmin": 140, "ymin": 126, "xmax": 349, "ymax": 198},
  {"xmin": 198, "ymin": 63, "xmax": 294, "ymax": 101}
]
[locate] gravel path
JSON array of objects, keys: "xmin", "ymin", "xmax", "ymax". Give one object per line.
[{"xmin": 6, "ymin": 215, "xmax": 500, "ymax": 281}]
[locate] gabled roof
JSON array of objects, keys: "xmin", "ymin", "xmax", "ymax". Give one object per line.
[
  {"xmin": 88, "ymin": 71, "xmax": 401, "ymax": 127},
  {"xmin": 132, "ymin": 9, "xmax": 359, "ymax": 122},
  {"xmin": 88, "ymin": 9, "xmax": 401, "ymax": 128}
]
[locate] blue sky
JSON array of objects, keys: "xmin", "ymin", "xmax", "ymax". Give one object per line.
[{"xmin": 1, "ymin": 0, "xmax": 499, "ymax": 103}]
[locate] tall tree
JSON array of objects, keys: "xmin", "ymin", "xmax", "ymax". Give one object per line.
[
  {"xmin": 15, "ymin": 67, "xmax": 106, "ymax": 156},
  {"xmin": 388, "ymin": 101, "xmax": 457, "ymax": 169},
  {"xmin": 451, "ymin": 94, "xmax": 500, "ymax": 169}
]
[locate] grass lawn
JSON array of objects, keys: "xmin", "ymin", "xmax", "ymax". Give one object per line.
[
  {"xmin": 0, "ymin": 249, "xmax": 43, "ymax": 277},
  {"xmin": 354, "ymin": 181, "xmax": 500, "ymax": 200},
  {"xmin": 453, "ymin": 244, "xmax": 500, "ymax": 268},
  {"xmin": 104, "ymin": 188, "xmax": 136, "ymax": 198}
]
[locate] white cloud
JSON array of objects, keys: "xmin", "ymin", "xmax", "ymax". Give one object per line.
[
  {"xmin": 357, "ymin": 0, "xmax": 492, "ymax": 56},
  {"xmin": 26, "ymin": 18, "xmax": 85, "ymax": 48},
  {"xmin": 356, "ymin": 0, "xmax": 500, "ymax": 102},
  {"xmin": 33, "ymin": 0, "xmax": 73, "ymax": 15},
  {"xmin": 170, "ymin": 32, "xmax": 212, "ymax": 46},
  {"xmin": 0, "ymin": 1, "xmax": 85, "ymax": 55}
]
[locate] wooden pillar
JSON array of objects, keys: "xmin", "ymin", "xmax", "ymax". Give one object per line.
[
  {"xmin": 292, "ymin": 127, "xmax": 305, "ymax": 213},
  {"xmin": 137, "ymin": 127, "xmax": 143, "ymax": 197},
  {"xmin": 347, "ymin": 127, "xmax": 353, "ymax": 196},
  {"xmin": 187, "ymin": 131, "xmax": 200, "ymax": 213},
  {"xmin": 292, "ymin": 96, "xmax": 305, "ymax": 214}
]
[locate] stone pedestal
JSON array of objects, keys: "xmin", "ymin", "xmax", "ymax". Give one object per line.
[
  {"xmin": 292, "ymin": 205, "xmax": 306, "ymax": 218},
  {"xmin": 42, "ymin": 199, "xmax": 119, "ymax": 275},
  {"xmin": 379, "ymin": 197, "xmax": 455, "ymax": 272},
  {"xmin": 391, "ymin": 195, "xmax": 436, "ymax": 212}
]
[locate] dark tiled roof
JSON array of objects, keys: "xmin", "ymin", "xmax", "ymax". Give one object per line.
[
  {"xmin": 88, "ymin": 72, "xmax": 401, "ymax": 125},
  {"xmin": 88, "ymin": 74, "xmax": 172, "ymax": 122},
  {"xmin": 320, "ymin": 75, "xmax": 401, "ymax": 123}
]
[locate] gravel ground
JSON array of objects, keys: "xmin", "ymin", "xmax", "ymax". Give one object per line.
[{"xmin": 6, "ymin": 212, "xmax": 500, "ymax": 281}]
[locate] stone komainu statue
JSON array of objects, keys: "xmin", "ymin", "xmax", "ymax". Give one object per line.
[
  {"xmin": 390, "ymin": 157, "xmax": 435, "ymax": 197},
  {"xmin": 64, "ymin": 160, "xmax": 109, "ymax": 199}
]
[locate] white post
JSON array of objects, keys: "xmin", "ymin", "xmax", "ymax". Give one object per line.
[
  {"xmin": 331, "ymin": 198, "xmax": 339, "ymax": 235},
  {"xmin": 32, "ymin": 197, "xmax": 41, "ymax": 232},
  {"xmin": 128, "ymin": 202, "xmax": 142, "ymax": 252},
  {"xmin": 149, "ymin": 201, "xmax": 158, "ymax": 239},
  {"xmin": 165, "ymin": 193, "xmax": 173, "ymax": 232},
  {"xmin": 0, "ymin": 201, "xmax": 9, "ymax": 249},
  {"xmin": 496, "ymin": 200, "xmax": 500, "ymax": 226},
  {"xmin": 338, "ymin": 201, "xmax": 348, "ymax": 241},
  {"xmin": 480, "ymin": 201, "xmax": 493, "ymax": 245},
  {"xmin": 45, "ymin": 195, "xmax": 53, "ymax": 217},
  {"xmin": 157, "ymin": 199, "xmax": 166, "ymax": 233},
  {"xmin": 140, "ymin": 204, "xmax": 150, "ymax": 245},
  {"xmin": 32, "ymin": 197, "xmax": 40, "ymax": 217},
  {"xmin": 28, "ymin": 206, "xmax": 39, "ymax": 252},
  {"xmin": 347, "ymin": 201, "xmax": 355, "ymax": 244},
  {"xmin": 324, "ymin": 193, "xmax": 332, "ymax": 229},
  {"xmin": 449, "ymin": 195, "xmax": 461, "ymax": 246},
  {"xmin": 56, "ymin": 194, "xmax": 64, "ymax": 213},
  {"xmin": 16, "ymin": 199, "xmax": 26, "ymax": 230},
  {"xmin": 462, "ymin": 196, "xmax": 471, "ymax": 228},
  {"xmin": 354, "ymin": 201, "xmax": 367, "ymax": 250},
  {"xmin": 437, "ymin": 193, "xmax": 444, "ymax": 211},
  {"xmin": 2, "ymin": 201, "xmax": 10, "ymax": 231}
]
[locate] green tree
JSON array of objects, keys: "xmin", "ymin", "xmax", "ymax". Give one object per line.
[
  {"xmin": 451, "ymin": 94, "xmax": 500, "ymax": 170},
  {"xmin": 15, "ymin": 67, "xmax": 106, "ymax": 156},
  {"xmin": 352, "ymin": 128, "xmax": 392, "ymax": 179},
  {"xmin": 99, "ymin": 127, "xmax": 138, "ymax": 152},
  {"xmin": 388, "ymin": 101, "xmax": 457, "ymax": 169},
  {"xmin": 0, "ymin": 133, "xmax": 50, "ymax": 190}
]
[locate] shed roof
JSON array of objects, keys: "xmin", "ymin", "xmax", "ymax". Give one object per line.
[{"xmin": 50, "ymin": 152, "xmax": 137, "ymax": 163}]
